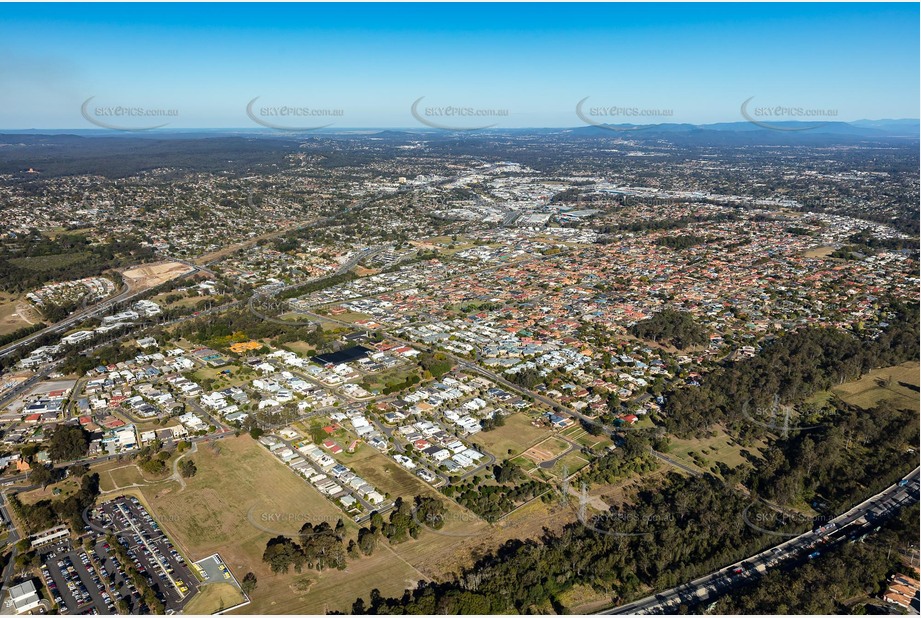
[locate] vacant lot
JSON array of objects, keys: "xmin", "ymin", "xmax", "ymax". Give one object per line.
[
  {"xmin": 139, "ymin": 437, "xmax": 347, "ymax": 557},
  {"xmin": 238, "ymin": 544, "xmax": 424, "ymax": 615},
  {"xmin": 103, "ymin": 463, "xmax": 181, "ymax": 492},
  {"xmin": 469, "ymin": 413, "xmax": 550, "ymax": 457},
  {"xmin": 521, "ymin": 436, "xmax": 573, "ymax": 466},
  {"xmin": 125, "ymin": 437, "xmax": 430, "ymax": 615},
  {"xmin": 561, "ymin": 425, "xmax": 613, "ymax": 451},
  {"xmin": 192, "ymin": 365, "xmax": 252, "ymax": 389},
  {"xmin": 0, "ymin": 293, "xmax": 38, "ymax": 336},
  {"xmin": 122, "ymin": 261, "xmax": 193, "ymax": 289},
  {"xmin": 359, "ymin": 366, "xmax": 419, "ymax": 393},
  {"xmin": 586, "ymin": 466, "xmax": 674, "ymax": 510},
  {"xmin": 801, "ymin": 245, "xmax": 837, "ymax": 258},
  {"xmin": 545, "ymin": 451, "xmax": 591, "ymax": 480},
  {"xmin": 831, "ymin": 362, "xmax": 920, "ymax": 411},
  {"xmin": 9, "ymin": 252, "xmax": 90, "ymax": 271},
  {"xmin": 666, "ymin": 428, "xmax": 763, "ymax": 474},
  {"xmin": 280, "ymin": 341, "xmax": 316, "ymax": 357},
  {"xmin": 17, "ymin": 476, "xmax": 81, "ymax": 505},
  {"xmin": 184, "ymin": 582, "xmax": 246, "ymax": 614},
  {"xmin": 151, "ymin": 291, "xmax": 212, "ymax": 310}
]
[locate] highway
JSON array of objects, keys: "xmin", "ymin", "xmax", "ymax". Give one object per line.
[
  {"xmin": 247, "ymin": 245, "xmax": 385, "ymax": 326},
  {"xmin": 0, "ymin": 261, "xmax": 205, "ymax": 361},
  {"xmin": 598, "ymin": 466, "xmax": 921, "ymax": 615},
  {"xmin": 0, "ymin": 281, "xmax": 134, "ymax": 360}
]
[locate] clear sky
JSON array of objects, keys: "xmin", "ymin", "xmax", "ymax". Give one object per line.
[{"xmin": 0, "ymin": 2, "xmax": 918, "ymax": 129}]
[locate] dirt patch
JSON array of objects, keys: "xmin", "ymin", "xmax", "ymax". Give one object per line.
[{"xmin": 122, "ymin": 261, "xmax": 194, "ymax": 289}]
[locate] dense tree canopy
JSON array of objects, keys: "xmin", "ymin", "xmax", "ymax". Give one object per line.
[
  {"xmin": 662, "ymin": 301, "xmax": 919, "ymax": 439},
  {"xmin": 47, "ymin": 425, "xmax": 90, "ymax": 462},
  {"xmin": 630, "ymin": 309, "xmax": 708, "ymax": 350}
]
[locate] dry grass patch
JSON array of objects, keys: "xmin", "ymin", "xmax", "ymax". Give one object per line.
[
  {"xmin": 0, "ymin": 293, "xmax": 37, "ymax": 336},
  {"xmin": 801, "ymin": 245, "xmax": 837, "ymax": 258},
  {"xmin": 122, "ymin": 261, "xmax": 193, "ymax": 289},
  {"xmin": 184, "ymin": 582, "xmax": 246, "ymax": 614}
]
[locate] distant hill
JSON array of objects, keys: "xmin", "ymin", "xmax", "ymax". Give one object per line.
[
  {"xmin": 0, "ymin": 134, "xmax": 300, "ymax": 177},
  {"xmin": 569, "ymin": 119, "xmax": 919, "ymax": 140}
]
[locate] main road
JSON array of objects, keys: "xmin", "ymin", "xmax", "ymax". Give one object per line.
[
  {"xmin": 0, "ymin": 259, "xmax": 208, "ymax": 361},
  {"xmin": 0, "ymin": 281, "xmax": 135, "ymax": 360},
  {"xmin": 598, "ymin": 466, "xmax": 920, "ymax": 615}
]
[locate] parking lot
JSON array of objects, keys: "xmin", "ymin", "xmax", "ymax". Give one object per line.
[
  {"xmin": 87, "ymin": 495, "xmax": 199, "ymax": 612},
  {"xmin": 39, "ymin": 539, "xmax": 114, "ymax": 615},
  {"xmin": 193, "ymin": 553, "xmax": 235, "ymax": 586}
]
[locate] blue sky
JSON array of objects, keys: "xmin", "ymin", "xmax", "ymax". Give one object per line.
[{"xmin": 0, "ymin": 3, "xmax": 917, "ymax": 129}]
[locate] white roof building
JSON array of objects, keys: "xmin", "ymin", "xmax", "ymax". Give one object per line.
[{"xmin": 8, "ymin": 581, "xmax": 40, "ymax": 614}]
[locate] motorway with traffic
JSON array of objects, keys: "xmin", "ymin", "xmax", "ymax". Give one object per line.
[
  {"xmin": 0, "ymin": 281, "xmax": 139, "ymax": 361},
  {"xmin": 599, "ymin": 466, "xmax": 921, "ymax": 615}
]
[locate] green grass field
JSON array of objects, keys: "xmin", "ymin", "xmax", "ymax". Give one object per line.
[
  {"xmin": 192, "ymin": 364, "xmax": 252, "ymax": 389},
  {"xmin": 9, "ymin": 252, "xmax": 91, "ymax": 271},
  {"xmin": 17, "ymin": 477, "xmax": 81, "ymax": 505},
  {"xmin": 104, "ymin": 465, "xmax": 151, "ymax": 490},
  {"xmin": 359, "ymin": 366, "xmax": 419, "ymax": 393},
  {"xmin": 665, "ymin": 428, "xmax": 763, "ymax": 474},
  {"xmin": 469, "ymin": 413, "xmax": 551, "ymax": 457},
  {"xmin": 561, "ymin": 425, "xmax": 613, "ymax": 451},
  {"xmin": 546, "ymin": 451, "xmax": 591, "ymax": 479},
  {"xmin": 280, "ymin": 341, "xmax": 316, "ymax": 357},
  {"xmin": 830, "ymin": 362, "xmax": 920, "ymax": 411}
]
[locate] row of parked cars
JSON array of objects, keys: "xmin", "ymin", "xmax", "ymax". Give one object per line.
[
  {"xmin": 97, "ymin": 539, "xmax": 147, "ymax": 611},
  {"xmin": 78, "ymin": 549, "xmax": 116, "ymax": 614},
  {"xmin": 39, "ymin": 552, "xmax": 96, "ymax": 614}
]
